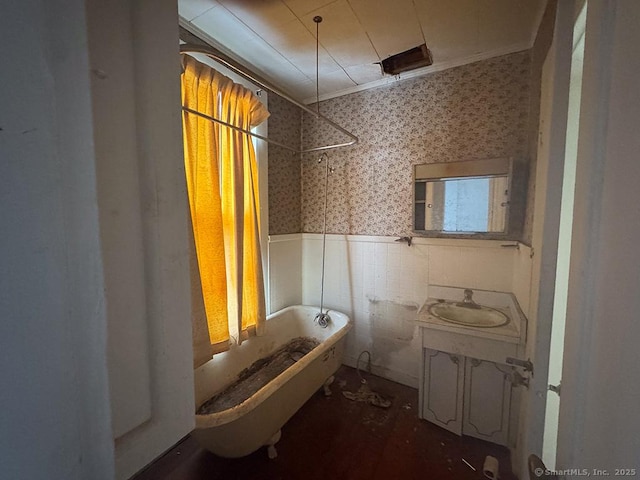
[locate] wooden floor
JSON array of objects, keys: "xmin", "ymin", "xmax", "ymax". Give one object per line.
[{"xmin": 134, "ymin": 365, "xmax": 516, "ymax": 480}]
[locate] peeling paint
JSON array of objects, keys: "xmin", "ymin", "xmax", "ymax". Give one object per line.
[
  {"xmin": 368, "ymin": 298, "xmax": 419, "ymax": 342},
  {"xmin": 354, "ymin": 298, "xmax": 422, "ymax": 384}
]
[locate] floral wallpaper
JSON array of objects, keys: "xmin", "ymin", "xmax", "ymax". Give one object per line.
[
  {"xmin": 267, "ymin": 94, "xmax": 302, "ymax": 235},
  {"xmin": 299, "ymin": 51, "xmax": 533, "ymax": 239}
]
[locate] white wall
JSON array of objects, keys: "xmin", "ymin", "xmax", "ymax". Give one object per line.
[
  {"xmin": 85, "ymin": 0, "xmax": 196, "ymax": 478},
  {"xmin": 87, "ymin": 0, "xmax": 154, "ymax": 438},
  {"xmin": 268, "ymin": 235, "xmax": 303, "ymax": 313},
  {"xmin": 1, "ymin": 1, "xmax": 196, "ymax": 479},
  {"xmin": 558, "ymin": 0, "xmax": 640, "ymax": 471},
  {"xmin": 270, "ymin": 234, "xmax": 531, "ymax": 388},
  {"xmin": 0, "ymin": 0, "xmax": 114, "ymax": 478}
]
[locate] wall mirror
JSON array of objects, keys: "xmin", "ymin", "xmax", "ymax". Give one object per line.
[{"xmin": 413, "ymin": 158, "xmax": 511, "ymax": 235}]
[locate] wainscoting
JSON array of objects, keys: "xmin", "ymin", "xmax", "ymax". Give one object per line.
[{"xmin": 269, "ymin": 234, "xmax": 533, "ymax": 388}]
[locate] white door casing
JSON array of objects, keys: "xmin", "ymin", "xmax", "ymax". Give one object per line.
[
  {"xmin": 525, "ymin": 0, "xmax": 640, "ymax": 473},
  {"xmin": 516, "ymin": 1, "xmax": 574, "ymax": 477},
  {"xmin": 542, "ymin": 1, "xmax": 587, "ymax": 467}
]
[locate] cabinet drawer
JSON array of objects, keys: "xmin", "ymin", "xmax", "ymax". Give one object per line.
[{"xmin": 422, "ymin": 328, "xmax": 519, "ymax": 365}]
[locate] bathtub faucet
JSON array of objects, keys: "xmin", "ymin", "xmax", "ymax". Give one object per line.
[{"xmin": 315, "ymin": 312, "xmax": 331, "ymax": 328}]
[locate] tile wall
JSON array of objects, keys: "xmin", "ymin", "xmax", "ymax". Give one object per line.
[
  {"xmin": 269, "ymin": 234, "xmax": 533, "ymax": 387},
  {"xmin": 268, "ymin": 234, "xmax": 302, "ymax": 313}
]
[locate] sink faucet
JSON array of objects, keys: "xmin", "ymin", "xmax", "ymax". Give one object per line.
[
  {"xmin": 463, "ymin": 289, "xmax": 474, "ymax": 304},
  {"xmin": 458, "ymin": 289, "xmax": 481, "ymax": 309}
]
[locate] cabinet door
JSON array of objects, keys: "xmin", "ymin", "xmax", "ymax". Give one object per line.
[
  {"xmin": 420, "ymin": 349, "xmax": 465, "ymax": 435},
  {"xmin": 463, "ymin": 359, "xmax": 513, "ymax": 446}
]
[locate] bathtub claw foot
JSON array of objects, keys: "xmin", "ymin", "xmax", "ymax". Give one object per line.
[
  {"xmin": 267, "ymin": 445, "xmax": 277, "ymax": 459},
  {"xmin": 266, "ymin": 430, "xmax": 281, "ymax": 459},
  {"xmin": 323, "ymin": 375, "xmax": 335, "ymax": 396}
]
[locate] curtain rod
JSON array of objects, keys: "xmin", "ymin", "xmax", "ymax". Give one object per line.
[{"xmin": 180, "ymin": 44, "xmax": 359, "ymax": 154}]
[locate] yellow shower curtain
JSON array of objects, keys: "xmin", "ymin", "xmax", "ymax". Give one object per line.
[{"xmin": 181, "ymin": 56, "xmax": 268, "ymax": 352}]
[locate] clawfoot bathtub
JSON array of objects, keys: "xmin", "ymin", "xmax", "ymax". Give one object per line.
[{"xmin": 193, "ymin": 305, "xmax": 351, "ymax": 458}]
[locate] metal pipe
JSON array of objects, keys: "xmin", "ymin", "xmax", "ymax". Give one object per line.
[
  {"xmin": 356, "ymin": 350, "xmax": 372, "ymax": 384},
  {"xmin": 181, "ymin": 107, "xmax": 298, "ymax": 152},
  {"xmin": 179, "ymin": 44, "xmax": 359, "ymax": 154},
  {"xmin": 318, "ymin": 153, "xmax": 331, "ymax": 316}
]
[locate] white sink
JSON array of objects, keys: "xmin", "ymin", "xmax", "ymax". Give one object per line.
[
  {"xmin": 416, "ymin": 286, "xmax": 527, "ymax": 365},
  {"xmin": 428, "ymin": 302, "xmax": 510, "ymax": 328}
]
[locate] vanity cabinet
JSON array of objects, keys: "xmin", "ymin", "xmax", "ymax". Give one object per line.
[
  {"xmin": 419, "ymin": 348, "xmax": 514, "ymax": 447},
  {"xmin": 417, "ymin": 286, "xmax": 528, "ymax": 448}
]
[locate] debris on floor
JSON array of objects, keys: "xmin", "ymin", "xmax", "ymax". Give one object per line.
[
  {"xmin": 342, "ymin": 383, "xmax": 392, "ymax": 408},
  {"xmin": 462, "ymin": 458, "xmax": 476, "ymax": 471},
  {"xmin": 482, "ymin": 455, "xmax": 500, "ymax": 480}
]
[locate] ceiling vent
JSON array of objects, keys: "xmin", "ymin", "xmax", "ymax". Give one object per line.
[{"xmin": 379, "ymin": 44, "xmax": 433, "ymax": 75}]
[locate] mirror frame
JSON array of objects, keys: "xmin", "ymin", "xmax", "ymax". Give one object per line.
[{"xmin": 413, "ymin": 158, "xmax": 513, "ymax": 237}]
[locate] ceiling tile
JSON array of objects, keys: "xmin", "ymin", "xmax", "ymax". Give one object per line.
[
  {"xmin": 288, "ymin": 79, "xmax": 319, "ymax": 100},
  {"xmin": 413, "ymin": 0, "xmax": 479, "ymax": 62},
  {"xmin": 300, "ymin": 0, "xmax": 379, "ymax": 67},
  {"xmin": 257, "ymin": 15, "xmax": 311, "ymax": 47},
  {"xmin": 255, "ymin": 18, "xmax": 341, "ymax": 77},
  {"xmin": 217, "ymin": 0, "xmax": 297, "ymax": 37},
  {"xmin": 348, "ymin": 0, "xmax": 425, "ymax": 59},
  {"xmin": 178, "ymin": 0, "xmax": 220, "ymax": 22},
  {"xmin": 238, "ymin": 43, "xmax": 309, "ymax": 83},
  {"xmin": 317, "ymin": 69, "xmax": 356, "ymax": 95},
  {"xmin": 287, "ymin": 46, "xmax": 342, "ymax": 79},
  {"xmin": 477, "ymin": 0, "xmax": 546, "ymax": 52},
  {"xmin": 345, "ymin": 63, "xmax": 384, "ymax": 85},
  {"xmin": 191, "ymin": 6, "xmax": 264, "ymax": 45},
  {"xmin": 283, "ymin": 0, "xmax": 337, "ymax": 17},
  {"xmin": 190, "ymin": 9, "xmax": 312, "ymax": 96},
  {"xmin": 257, "ymin": 19, "xmax": 342, "ymax": 78},
  {"xmin": 183, "ymin": 0, "xmax": 545, "ymax": 102}
]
